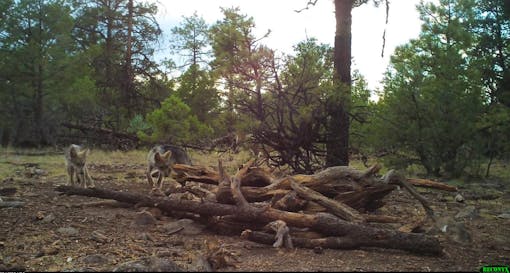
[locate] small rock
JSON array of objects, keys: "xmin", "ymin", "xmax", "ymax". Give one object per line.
[
  {"xmin": 90, "ymin": 231, "xmax": 110, "ymax": 243},
  {"xmin": 34, "ymin": 168, "xmax": 47, "ymax": 176},
  {"xmin": 142, "ymin": 207, "xmax": 163, "ymax": 220},
  {"xmin": 132, "ymin": 211, "xmax": 157, "ymax": 227},
  {"xmin": 43, "ymin": 246, "xmax": 60, "ymax": 256},
  {"xmin": 36, "ymin": 211, "xmax": 45, "ymax": 220},
  {"xmin": 162, "ymin": 219, "xmax": 205, "ymax": 235},
  {"xmin": 496, "ymin": 213, "xmax": 510, "ymax": 219},
  {"xmin": 313, "ymin": 247, "xmax": 324, "ymax": 254},
  {"xmin": 57, "ymin": 227, "xmax": 79, "ymax": 236},
  {"xmin": 42, "ymin": 213, "xmax": 56, "ymax": 223},
  {"xmin": 82, "ymin": 254, "xmax": 109, "ymax": 264},
  {"xmin": 455, "ymin": 194, "xmax": 464, "ymax": 203}
]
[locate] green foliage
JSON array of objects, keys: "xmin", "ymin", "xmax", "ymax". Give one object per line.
[
  {"xmin": 349, "ymin": 70, "xmax": 374, "ymax": 155},
  {"xmin": 170, "ymin": 12, "xmax": 211, "ymax": 68},
  {"xmin": 176, "ymin": 64, "xmax": 220, "ymax": 124},
  {"xmin": 140, "ymin": 95, "xmax": 212, "ymax": 145},
  {"xmin": 372, "ymin": 0, "xmax": 492, "ymax": 177},
  {"xmin": 127, "ymin": 114, "xmax": 150, "ymax": 134}
]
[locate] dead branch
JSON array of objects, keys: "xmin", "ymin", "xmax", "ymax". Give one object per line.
[
  {"xmin": 290, "ymin": 179, "xmax": 364, "ymax": 223},
  {"xmin": 383, "ymin": 170, "xmax": 435, "ymax": 218},
  {"xmin": 407, "ymin": 178, "xmax": 458, "ymax": 192}
]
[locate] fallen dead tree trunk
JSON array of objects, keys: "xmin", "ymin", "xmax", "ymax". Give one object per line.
[
  {"xmin": 55, "ymin": 185, "xmax": 442, "ymax": 255},
  {"xmin": 242, "ymin": 229, "xmax": 440, "ymax": 254}
]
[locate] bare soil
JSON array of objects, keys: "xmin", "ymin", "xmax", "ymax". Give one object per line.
[{"xmin": 1, "ymin": 159, "xmax": 509, "ymax": 272}]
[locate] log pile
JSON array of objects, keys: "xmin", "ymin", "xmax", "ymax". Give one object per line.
[{"xmin": 55, "ymin": 158, "xmax": 453, "ymax": 256}]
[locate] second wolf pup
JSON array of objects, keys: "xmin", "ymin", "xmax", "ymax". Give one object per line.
[
  {"xmin": 65, "ymin": 144, "xmax": 94, "ymax": 188},
  {"xmin": 146, "ymin": 144, "xmax": 192, "ymax": 191}
]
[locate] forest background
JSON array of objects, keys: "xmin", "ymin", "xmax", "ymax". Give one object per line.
[{"xmin": 0, "ymin": 0, "xmax": 509, "ymax": 179}]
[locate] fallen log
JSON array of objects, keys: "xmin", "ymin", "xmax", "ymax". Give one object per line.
[
  {"xmin": 407, "ymin": 178, "xmax": 458, "ymax": 192},
  {"xmin": 54, "ymin": 185, "xmax": 442, "ymax": 255},
  {"xmin": 241, "ymin": 230, "xmax": 441, "ymax": 255}
]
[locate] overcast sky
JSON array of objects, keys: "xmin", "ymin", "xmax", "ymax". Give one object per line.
[{"xmin": 153, "ymin": 0, "xmax": 432, "ymax": 90}]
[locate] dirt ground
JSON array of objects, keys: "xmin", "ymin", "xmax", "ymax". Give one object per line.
[{"xmin": 0, "ymin": 155, "xmax": 509, "ymax": 272}]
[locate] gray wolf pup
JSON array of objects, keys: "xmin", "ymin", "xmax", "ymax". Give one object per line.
[
  {"xmin": 146, "ymin": 144, "xmax": 192, "ymax": 191},
  {"xmin": 65, "ymin": 144, "xmax": 94, "ymax": 188}
]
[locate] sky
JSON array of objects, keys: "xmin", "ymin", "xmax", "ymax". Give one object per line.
[{"xmin": 153, "ymin": 0, "xmax": 430, "ymax": 91}]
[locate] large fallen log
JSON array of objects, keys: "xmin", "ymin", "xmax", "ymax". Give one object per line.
[
  {"xmin": 242, "ymin": 229, "xmax": 440, "ymax": 254},
  {"xmin": 54, "ymin": 185, "xmax": 442, "ymax": 255}
]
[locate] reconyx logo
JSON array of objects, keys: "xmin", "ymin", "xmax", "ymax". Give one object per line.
[{"xmin": 480, "ymin": 265, "xmax": 510, "ymax": 273}]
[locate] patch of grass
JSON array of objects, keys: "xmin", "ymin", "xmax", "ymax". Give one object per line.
[
  {"xmin": 484, "ymin": 159, "xmax": 510, "ymax": 181},
  {"xmin": 88, "ymin": 149, "xmax": 147, "ymax": 166},
  {"xmin": 0, "ymin": 147, "xmax": 66, "ymax": 180},
  {"xmin": 190, "ymin": 149, "xmax": 253, "ymax": 173}
]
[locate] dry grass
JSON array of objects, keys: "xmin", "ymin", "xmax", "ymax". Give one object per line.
[{"xmin": 0, "ymin": 147, "xmax": 254, "ymax": 182}]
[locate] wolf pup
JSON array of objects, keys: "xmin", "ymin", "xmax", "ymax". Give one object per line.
[
  {"xmin": 65, "ymin": 144, "xmax": 94, "ymax": 188},
  {"xmin": 146, "ymin": 144, "xmax": 192, "ymax": 191}
]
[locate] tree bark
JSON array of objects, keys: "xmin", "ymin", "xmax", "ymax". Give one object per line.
[{"xmin": 327, "ymin": 0, "xmax": 352, "ymax": 167}]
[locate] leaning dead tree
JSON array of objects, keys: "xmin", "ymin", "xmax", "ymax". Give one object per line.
[{"xmin": 55, "ymin": 158, "xmax": 448, "ymax": 255}]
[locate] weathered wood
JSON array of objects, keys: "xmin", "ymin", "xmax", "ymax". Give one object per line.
[
  {"xmin": 290, "ymin": 179, "xmax": 364, "ymax": 223},
  {"xmin": 241, "ymin": 230, "xmax": 442, "ymax": 255},
  {"xmin": 364, "ymin": 215, "xmax": 402, "ymax": 223},
  {"xmin": 268, "ymin": 166, "xmax": 373, "ymax": 193},
  {"xmin": 407, "ymin": 178, "xmax": 458, "ymax": 192},
  {"xmin": 334, "ymin": 184, "xmax": 396, "ymax": 212},
  {"xmin": 384, "ymin": 170, "xmax": 434, "ymax": 217},
  {"xmin": 272, "ymin": 191, "xmax": 307, "ymax": 212},
  {"xmin": 54, "ymin": 185, "xmax": 442, "ymax": 255},
  {"xmin": 230, "ymin": 159, "xmax": 254, "ymax": 207},
  {"xmin": 172, "ymin": 164, "xmax": 220, "ymax": 185},
  {"xmin": 70, "ymin": 200, "xmax": 133, "ymax": 208}
]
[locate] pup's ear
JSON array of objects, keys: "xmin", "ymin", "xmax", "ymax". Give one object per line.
[
  {"xmin": 80, "ymin": 148, "xmax": 90, "ymax": 158},
  {"xmin": 155, "ymin": 152, "xmax": 163, "ymax": 163},
  {"xmin": 162, "ymin": 151, "xmax": 172, "ymax": 160}
]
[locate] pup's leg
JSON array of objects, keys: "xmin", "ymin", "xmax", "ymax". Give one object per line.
[
  {"xmin": 67, "ymin": 165, "xmax": 75, "ymax": 186},
  {"xmin": 156, "ymin": 172, "xmax": 163, "ymax": 191},
  {"xmin": 84, "ymin": 166, "xmax": 95, "ymax": 188},
  {"xmin": 146, "ymin": 166, "xmax": 154, "ymax": 187}
]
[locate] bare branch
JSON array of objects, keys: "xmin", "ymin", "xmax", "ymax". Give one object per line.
[{"xmin": 294, "ymin": 0, "xmax": 319, "ymax": 13}]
